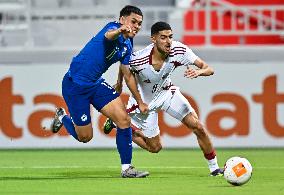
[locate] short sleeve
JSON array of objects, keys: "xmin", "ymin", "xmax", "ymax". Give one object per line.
[
  {"xmin": 103, "ymin": 22, "xmax": 120, "ymax": 42},
  {"xmin": 181, "ymin": 47, "xmax": 198, "ymax": 66}
]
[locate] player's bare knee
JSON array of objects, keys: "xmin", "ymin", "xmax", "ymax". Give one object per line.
[
  {"xmin": 74, "ymin": 125, "xmax": 93, "ymax": 143},
  {"xmin": 77, "ymin": 135, "xmax": 92, "ymax": 143},
  {"xmin": 77, "ymin": 132, "xmax": 93, "ymax": 143},
  {"xmin": 149, "ymin": 144, "xmax": 162, "ymax": 153},
  {"xmin": 116, "ymin": 115, "xmax": 131, "ymax": 128}
]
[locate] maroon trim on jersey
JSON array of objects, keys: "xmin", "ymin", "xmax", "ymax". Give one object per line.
[
  {"xmin": 170, "ymin": 50, "xmax": 186, "ymax": 54},
  {"xmin": 171, "ymin": 46, "xmax": 186, "ymax": 52},
  {"xmin": 130, "ymin": 46, "xmax": 154, "ymax": 66},
  {"xmin": 126, "ymin": 104, "xmax": 139, "ymax": 113},
  {"xmin": 169, "ymin": 47, "xmax": 186, "ymax": 57},
  {"xmin": 130, "ymin": 55, "xmax": 148, "ymax": 64},
  {"xmin": 130, "ymin": 60, "xmax": 149, "ymax": 67},
  {"xmin": 169, "ymin": 52, "xmax": 186, "ymax": 57},
  {"xmin": 170, "ymin": 61, "xmax": 183, "ymax": 68},
  {"xmin": 170, "ymin": 46, "xmax": 186, "ymax": 56}
]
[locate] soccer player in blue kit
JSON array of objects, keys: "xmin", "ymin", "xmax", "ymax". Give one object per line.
[{"xmin": 50, "ymin": 5, "xmax": 149, "ymax": 178}]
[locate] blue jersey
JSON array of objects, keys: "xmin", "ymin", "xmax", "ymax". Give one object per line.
[{"xmin": 68, "ymin": 21, "xmax": 133, "ymax": 86}]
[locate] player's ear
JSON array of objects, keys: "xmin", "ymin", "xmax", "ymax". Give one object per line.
[
  {"xmin": 151, "ymin": 36, "xmax": 156, "ymax": 44},
  {"xmin": 119, "ymin": 16, "xmax": 125, "ymax": 24}
]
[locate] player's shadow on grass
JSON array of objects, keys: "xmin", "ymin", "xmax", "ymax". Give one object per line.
[
  {"xmin": 0, "ymin": 176, "xmax": 116, "ymax": 180},
  {"xmin": 0, "ymin": 170, "xmax": 204, "ymax": 180},
  {"xmin": 0, "ymin": 170, "xmax": 122, "ymax": 180}
]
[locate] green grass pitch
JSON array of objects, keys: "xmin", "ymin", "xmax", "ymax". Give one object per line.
[{"xmin": 0, "ymin": 148, "xmax": 283, "ymax": 195}]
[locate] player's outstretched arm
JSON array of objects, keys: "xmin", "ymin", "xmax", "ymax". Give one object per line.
[
  {"xmin": 105, "ymin": 25, "xmax": 132, "ymax": 40},
  {"xmin": 184, "ymin": 58, "xmax": 214, "ymax": 79},
  {"xmin": 120, "ymin": 64, "xmax": 148, "ymax": 114}
]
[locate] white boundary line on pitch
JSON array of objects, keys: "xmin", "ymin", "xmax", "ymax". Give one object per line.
[{"xmin": 0, "ymin": 166, "xmax": 283, "ymax": 169}]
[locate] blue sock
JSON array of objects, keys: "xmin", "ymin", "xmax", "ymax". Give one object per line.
[
  {"xmin": 116, "ymin": 127, "xmax": 132, "ymax": 164},
  {"xmin": 62, "ymin": 115, "xmax": 78, "ymax": 141}
]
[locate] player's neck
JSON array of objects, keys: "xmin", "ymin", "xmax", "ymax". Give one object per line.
[
  {"xmin": 151, "ymin": 47, "xmax": 167, "ymax": 70},
  {"xmin": 153, "ymin": 47, "xmax": 168, "ymax": 62},
  {"xmin": 122, "ymin": 33, "xmax": 129, "ymax": 39}
]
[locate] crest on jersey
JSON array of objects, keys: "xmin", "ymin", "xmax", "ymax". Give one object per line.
[
  {"xmin": 121, "ymin": 47, "xmax": 127, "ymax": 57},
  {"xmin": 131, "ymin": 68, "xmax": 144, "ymax": 75},
  {"xmin": 143, "ymin": 79, "xmax": 151, "ymax": 83}
]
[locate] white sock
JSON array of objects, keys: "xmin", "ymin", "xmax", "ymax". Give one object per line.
[
  {"xmin": 207, "ymin": 156, "xmax": 219, "ymax": 173},
  {"xmin": 121, "ymin": 164, "xmax": 131, "ymax": 172}
]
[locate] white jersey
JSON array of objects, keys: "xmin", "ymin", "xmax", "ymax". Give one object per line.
[{"xmin": 129, "ymin": 41, "xmax": 198, "ymax": 104}]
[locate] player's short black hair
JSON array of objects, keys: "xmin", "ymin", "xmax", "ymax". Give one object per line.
[
  {"xmin": 151, "ymin": 21, "xmax": 172, "ymax": 36},
  {"xmin": 120, "ymin": 5, "xmax": 143, "ymax": 18}
]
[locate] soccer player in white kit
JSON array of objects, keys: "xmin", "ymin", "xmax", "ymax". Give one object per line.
[{"xmin": 104, "ymin": 21, "xmax": 223, "ymax": 176}]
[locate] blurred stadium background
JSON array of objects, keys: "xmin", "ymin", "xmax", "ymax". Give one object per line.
[{"xmin": 0, "ymin": 0, "xmax": 284, "ymax": 149}]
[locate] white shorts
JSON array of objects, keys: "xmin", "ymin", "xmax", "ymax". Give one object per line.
[{"xmin": 127, "ymin": 87, "xmax": 194, "ymax": 138}]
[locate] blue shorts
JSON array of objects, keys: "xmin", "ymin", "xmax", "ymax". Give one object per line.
[{"xmin": 62, "ymin": 73, "xmax": 119, "ymax": 126}]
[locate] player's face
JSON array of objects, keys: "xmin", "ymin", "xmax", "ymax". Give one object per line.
[
  {"xmin": 152, "ymin": 30, "xmax": 173, "ymax": 55},
  {"xmin": 120, "ymin": 13, "xmax": 143, "ymax": 38}
]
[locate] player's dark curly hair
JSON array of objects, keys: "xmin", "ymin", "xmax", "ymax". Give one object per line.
[
  {"xmin": 120, "ymin": 5, "xmax": 143, "ymax": 18},
  {"xmin": 151, "ymin": 21, "xmax": 172, "ymax": 36}
]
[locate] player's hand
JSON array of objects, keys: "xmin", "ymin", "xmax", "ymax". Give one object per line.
[
  {"xmin": 138, "ymin": 102, "xmax": 148, "ymax": 114},
  {"xmin": 184, "ymin": 67, "xmax": 201, "ymax": 79},
  {"xmin": 118, "ymin": 25, "xmax": 132, "ymax": 34},
  {"xmin": 112, "ymin": 83, "xmax": 123, "ymax": 94}
]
